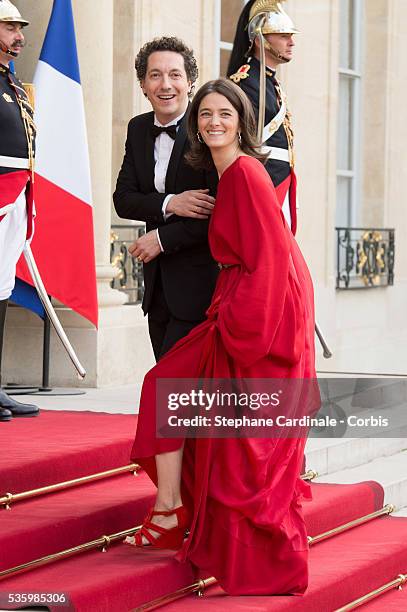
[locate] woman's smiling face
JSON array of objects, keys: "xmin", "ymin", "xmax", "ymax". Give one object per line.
[{"xmin": 197, "ymin": 92, "xmax": 240, "ymax": 151}]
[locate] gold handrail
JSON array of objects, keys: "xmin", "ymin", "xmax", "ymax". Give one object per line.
[
  {"xmin": 0, "ymin": 464, "xmax": 140, "ymax": 510},
  {"xmin": 0, "ymin": 524, "xmax": 141, "ymax": 581},
  {"xmin": 133, "ymin": 577, "xmax": 218, "ymax": 612},
  {"xmin": 335, "ymin": 573, "xmax": 407, "ymax": 611},
  {"xmin": 1, "ymin": 465, "xmax": 312, "ymax": 510},
  {"xmin": 308, "ymin": 504, "xmax": 395, "ymax": 545}
]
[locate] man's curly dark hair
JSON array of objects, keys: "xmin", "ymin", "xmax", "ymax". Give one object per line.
[{"xmin": 135, "ymin": 36, "xmax": 198, "ymax": 84}]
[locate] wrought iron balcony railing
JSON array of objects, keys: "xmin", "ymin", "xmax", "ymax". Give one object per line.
[
  {"xmin": 110, "ymin": 224, "xmax": 145, "ymax": 304},
  {"xmin": 336, "ymin": 227, "xmax": 395, "ymax": 290}
]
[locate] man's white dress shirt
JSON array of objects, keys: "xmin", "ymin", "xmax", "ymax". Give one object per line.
[{"xmin": 153, "ymin": 112, "xmax": 185, "ymax": 251}]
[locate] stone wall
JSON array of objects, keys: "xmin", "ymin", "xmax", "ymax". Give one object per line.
[{"xmin": 3, "ymin": 0, "xmax": 406, "ymax": 386}]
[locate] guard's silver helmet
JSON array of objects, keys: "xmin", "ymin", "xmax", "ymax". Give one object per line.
[
  {"xmin": 248, "ymin": 0, "xmax": 299, "ymax": 44},
  {"xmin": 0, "ymin": 0, "xmax": 29, "ymax": 27}
]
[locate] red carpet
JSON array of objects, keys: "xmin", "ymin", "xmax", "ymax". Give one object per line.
[
  {"xmin": 1, "ymin": 547, "xmax": 195, "ymax": 612},
  {"xmin": 303, "ymin": 480, "xmax": 384, "ymax": 537},
  {"xmin": 1, "ymin": 410, "xmax": 406, "ymax": 611},
  {"xmin": 2, "ymin": 515, "xmax": 407, "ymax": 611},
  {"xmin": 163, "ymin": 518, "xmax": 407, "ymax": 611},
  {"xmin": 0, "ymin": 410, "xmax": 138, "ymax": 493},
  {"xmin": 0, "ymin": 472, "xmax": 155, "ymax": 571}
]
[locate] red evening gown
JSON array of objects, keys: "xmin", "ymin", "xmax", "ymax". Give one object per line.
[{"xmin": 131, "ymin": 156, "xmax": 316, "ymax": 596}]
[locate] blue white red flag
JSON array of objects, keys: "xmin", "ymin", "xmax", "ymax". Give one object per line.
[
  {"xmin": 16, "ymin": 0, "xmax": 98, "ymax": 326},
  {"xmin": 11, "ymin": 278, "xmax": 44, "ymax": 318}
]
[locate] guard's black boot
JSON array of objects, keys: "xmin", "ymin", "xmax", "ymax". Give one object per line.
[
  {"xmin": 0, "ymin": 406, "xmax": 12, "ymax": 422},
  {"xmin": 0, "ymin": 388, "xmax": 40, "ymax": 417}
]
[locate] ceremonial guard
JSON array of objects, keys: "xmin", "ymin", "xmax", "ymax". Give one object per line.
[
  {"xmin": 228, "ymin": 0, "xmax": 299, "ymax": 234},
  {"xmin": 0, "ymin": 0, "xmax": 39, "ymax": 421},
  {"xmin": 228, "ymin": 1, "xmax": 333, "ymax": 360}
]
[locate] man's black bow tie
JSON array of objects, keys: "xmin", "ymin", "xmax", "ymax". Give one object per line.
[{"xmin": 151, "ymin": 124, "xmax": 178, "ymax": 140}]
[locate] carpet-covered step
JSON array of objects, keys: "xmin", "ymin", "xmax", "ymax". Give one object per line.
[
  {"xmin": 0, "ymin": 410, "xmax": 138, "ymax": 494},
  {"xmin": 305, "ymin": 435, "xmax": 407, "ymax": 477},
  {"xmin": 0, "ymin": 543, "xmax": 195, "ymax": 612},
  {"xmin": 303, "ymin": 480, "xmax": 384, "ymax": 537},
  {"xmin": 1, "ymin": 479, "xmax": 385, "ymax": 578},
  {"xmin": 318, "ymin": 450, "xmax": 407, "ymax": 511},
  {"xmin": 0, "ymin": 472, "xmax": 155, "ymax": 572},
  {"xmin": 158, "ymin": 516, "xmax": 407, "ymax": 612},
  {"xmin": 1, "ymin": 480, "xmax": 390, "ymax": 609}
]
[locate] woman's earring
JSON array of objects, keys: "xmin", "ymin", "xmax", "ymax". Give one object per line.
[
  {"xmin": 238, "ymin": 132, "xmax": 242, "ymax": 145},
  {"xmin": 197, "ymin": 131, "xmax": 204, "ymax": 144}
]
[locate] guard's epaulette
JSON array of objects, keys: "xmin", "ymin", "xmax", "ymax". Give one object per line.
[{"xmin": 229, "ymin": 64, "xmax": 251, "ymax": 84}]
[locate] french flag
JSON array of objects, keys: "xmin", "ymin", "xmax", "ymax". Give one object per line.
[{"xmin": 16, "ymin": 0, "xmax": 98, "ymax": 327}]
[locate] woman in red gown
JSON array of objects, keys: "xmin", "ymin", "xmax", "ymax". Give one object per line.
[{"xmin": 128, "ymin": 78, "xmax": 316, "ymax": 596}]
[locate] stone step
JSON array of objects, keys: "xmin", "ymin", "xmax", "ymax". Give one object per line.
[
  {"xmin": 317, "ymin": 449, "xmax": 407, "ymax": 511},
  {"xmin": 305, "ymin": 379, "xmax": 407, "ymax": 476},
  {"xmin": 305, "ymin": 436, "xmax": 407, "ymax": 477}
]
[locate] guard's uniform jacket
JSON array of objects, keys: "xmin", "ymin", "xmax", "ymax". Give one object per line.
[
  {"xmin": 230, "ymin": 57, "xmax": 298, "ymax": 235},
  {"xmin": 0, "ymin": 63, "xmax": 35, "ymax": 238}
]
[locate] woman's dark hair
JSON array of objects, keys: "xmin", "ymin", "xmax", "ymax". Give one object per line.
[
  {"xmin": 135, "ymin": 36, "xmax": 198, "ymax": 84},
  {"xmin": 227, "ymin": 0, "xmax": 255, "ymax": 76},
  {"xmin": 186, "ymin": 78, "xmax": 268, "ymax": 170}
]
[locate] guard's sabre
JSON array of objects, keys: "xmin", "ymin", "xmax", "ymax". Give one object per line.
[
  {"xmin": 315, "ymin": 322, "xmax": 332, "ymax": 359},
  {"xmin": 23, "ymin": 244, "xmax": 86, "ymax": 379},
  {"xmin": 257, "ymin": 21, "xmax": 267, "ymax": 143}
]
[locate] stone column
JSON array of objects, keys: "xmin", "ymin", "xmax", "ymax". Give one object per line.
[
  {"xmin": 4, "ymin": 0, "xmax": 154, "ymax": 388},
  {"xmin": 72, "ymin": 0, "xmax": 125, "ymax": 309},
  {"xmin": 15, "ymin": 0, "xmax": 127, "ymax": 308},
  {"xmin": 5, "ymin": 0, "xmax": 222, "ymax": 387}
]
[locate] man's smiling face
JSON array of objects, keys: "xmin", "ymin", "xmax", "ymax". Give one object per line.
[{"xmin": 141, "ymin": 51, "xmax": 191, "ymax": 125}]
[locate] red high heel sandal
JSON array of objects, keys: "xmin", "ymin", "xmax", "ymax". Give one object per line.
[{"xmin": 126, "ymin": 505, "xmax": 190, "ymax": 550}]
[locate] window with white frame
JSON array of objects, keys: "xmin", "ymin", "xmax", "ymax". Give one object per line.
[
  {"xmin": 216, "ymin": 0, "xmax": 249, "ymax": 76},
  {"xmin": 336, "ymin": 0, "xmax": 363, "ymax": 228}
]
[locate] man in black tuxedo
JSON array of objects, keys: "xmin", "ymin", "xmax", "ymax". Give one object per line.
[{"xmin": 114, "ymin": 37, "xmax": 218, "ymax": 361}]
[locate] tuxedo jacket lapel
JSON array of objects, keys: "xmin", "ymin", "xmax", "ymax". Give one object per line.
[
  {"xmin": 144, "ymin": 113, "xmax": 156, "ymax": 191},
  {"xmin": 165, "ymin": 111, "xmax": 188, "ymax": 194}
]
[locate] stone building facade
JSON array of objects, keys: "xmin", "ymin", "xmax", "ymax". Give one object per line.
[{"xmin": 3, "ymin": 0, "xmax": 406, "ymax": 386}]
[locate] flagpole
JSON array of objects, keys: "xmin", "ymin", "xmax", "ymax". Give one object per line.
[
  {"xmin": 41, "ymin": 312, "xmax": 51, "ymax": 390},
  {"xmin": 35, "ymin": 312, "xmax": 86, "ymax": 397}
]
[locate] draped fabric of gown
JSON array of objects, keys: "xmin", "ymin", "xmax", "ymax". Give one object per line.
[{"xmin": 131, "ymin": 156, "xmax": 316, "ymax": 596}]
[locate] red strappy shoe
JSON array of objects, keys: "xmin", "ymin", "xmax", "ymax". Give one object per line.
[{"xmin": 126, "ymin": 505, "xmax": 190, "ymax": 550}]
